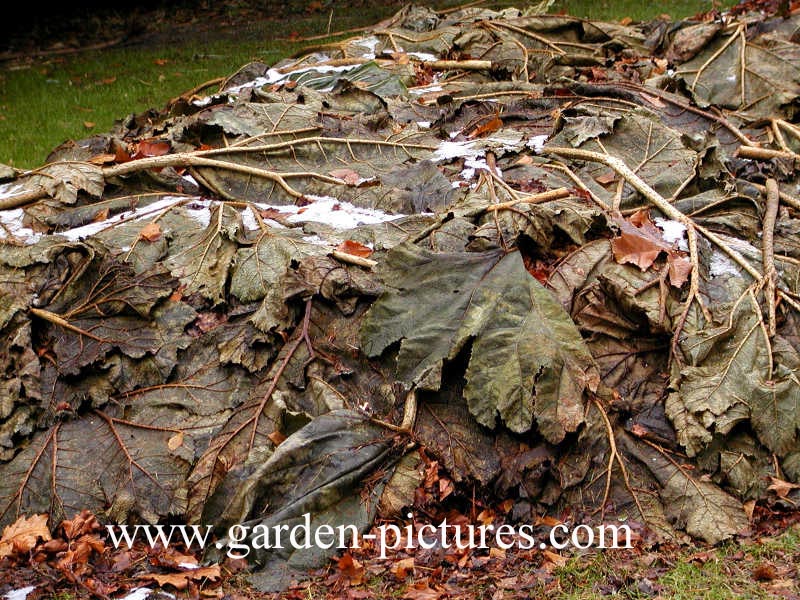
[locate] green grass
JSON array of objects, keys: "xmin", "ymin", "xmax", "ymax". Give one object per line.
[
  {"xmin": 0, "ymin": 0, "xmax": 737, "ymax": 168},
  {"xmin": 551, "ymin": 525, "xmax": 800, "ymax": 599}
]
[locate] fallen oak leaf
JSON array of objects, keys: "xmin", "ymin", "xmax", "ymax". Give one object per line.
[{"xmin": 0, "ymin": 514, "xmax": 51, "ymax": 558}]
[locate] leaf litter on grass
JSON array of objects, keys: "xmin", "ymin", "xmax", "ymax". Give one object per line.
[{"xmin": 2, "ymin": 0, "xmax": 800, "ymax": 597}]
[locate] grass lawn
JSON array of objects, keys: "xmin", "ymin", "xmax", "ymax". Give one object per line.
[{"xmin": 0, "ymin": 0, "xmax": 734, "ymax": 169}]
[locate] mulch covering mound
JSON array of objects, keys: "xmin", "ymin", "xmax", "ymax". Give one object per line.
[{"xmin": 2, "ymin": 0, "xmax": 800, "ymax": 594}]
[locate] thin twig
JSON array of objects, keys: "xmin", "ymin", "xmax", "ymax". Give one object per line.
[
  {"xmin": 763, "ymin": 179, "xmax": 780, "ymax": 337},
  {"xmin": 591, "ymin": 397, "xmax": 646, "ymax": 522}
]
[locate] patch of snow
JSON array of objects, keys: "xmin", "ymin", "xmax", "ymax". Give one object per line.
[
  {"xmin": 4, "ymin": 586, "xmax": 36, "ymax": 600},
  {"xmin": 55, "ymin": 195, "xmax": 196, "ymax": 241},
  {"xmin": 285, "ymin": 196, "xmax": 404, "ymax": 229},
  {"xmin": 407, "ymin": 52, "xmax": 438, "ymax": 62},
  {"xmin": 183, "ymin": 199, "xmax": 213, "ymax": 228},
  {"xmin": 117, "ymin": 588, "xmax": 175, "ymax": 600},
  {"xmin": 409, "ymin": 84, "xmax": 443, "ymax": 96},
  {"xmin": 0, "ymin": 208, "xmax": 43, "ymax": 245},
  {"xmin": 178, "ymin": 562, "xmax": 199, "ymax": 570},
  {"xmin": 302, "ymin": 234, "xmax": 330, "ymax": 245},
  {"xmin": 416, "ymin": 121, "xmax": 431, "ymax": 129},
  {"xmin": 182, "ymin": 173, "xmax": 198, "ymax": 187},
  {"xmin": 0, "ymin": 182, "xmax": 24, "ymax": 200},
  {"xmin": 654, "ymin": 218, "xmax": 687, "ymax": 248},
  {"xmin": 726, "ymin": 74, "xmax": 737, "ymax": 82},
  {"xmin": 433, "ymin": 140, "xmax": 482, "ymax": 161},
  {"xmin": 191, "ymin": 95, "xmax": 215, "ymax": 107},
  {"xmin": 709, "ymin": 251, "xmax": 740, "ymax": 277},
  {"xmin": 461, "ymin": 156, "xmax": 500, "ymax": 180},
  {"xmin": 356, "ymin": 36, "xmax": 380, "ymax": 59},
  {"xmin": 527, "ymin": 135, "xmax": 549, "ymax": 152}
]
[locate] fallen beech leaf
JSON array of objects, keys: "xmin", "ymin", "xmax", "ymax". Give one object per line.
[
  {"xmin": 667, "ymin": 251, "xmax": 692, "ymax": 288},
  {"xmin": 92, "ymin": 208, "xmax": 109, "ymax": 222},
  {"xmin": 393, "ymin": 557, "xmax": 415, "ymax": 580},
  {"xmin": 61, "ymin": 510, "xmax": 102, "ymax": 539},
  {"xmin": 403, "ymin": 581, "xmax": 442, "ymax": 600},
  {"xmin": 468, "ymin": 115, "xmax": 502, "ymax": 139},
  {"xmin": 594, "ymin": 171, "xmax": 617, "ymax": 185},
  {"xmin": 139, "ymin": 221, "xmax": 162, "ymax": 242},
  {"xmin": 611, "ymin": 211, "xmax": 673, "ymax": 271},
  {"xmin": 329, "ymin": 168, "xmax": 361, "ymax": 185},
  {"xmin": 168, "ymin": 432, "xmax": 184, "ymax": 451},
  {"xmin": 0, "ymin": 514, "xmax": 51, "ymax": 558},
  {"xmin": 139, "ymin": 564, "xmax": 221, "ymax": 590},
  {"xmin": 767, "ymin": 476, "xmax": 800, "ymax": 498},
  {"xmin": 337, "ymin": 552, "xmax": 365, "ymax": 579},
  {"xmin": 543, "ymin": 550, "xmax": 567, "ymax": 566},
  {"xmin": 336, "ymin": 240, "xmax": 373, "ymax": 258},
  {"xmin": 88, "ymin": 153, "xmax": 117, "ymax": 165},
  {"xmin": 84, "ymin": 121, "xmax": 95, "ymax": 129},
  {"xmin": 268, "ymin": 430, "xmax": 287, "ymax": 446},
  {"xmin": 133, "ymin": 139, "xmax": 171, "ymax": 160}
]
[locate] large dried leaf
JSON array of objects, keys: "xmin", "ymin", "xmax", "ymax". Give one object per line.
[
  {"xmin": 665, "ymin": 290, "xmax": 794, "ymax": 457},
  {"xmin": 548, "ymin": 111, "xmax": 696, "ymax": 207},
  {"xmin": 624, "ymin": 436, "xmax": 748, "ymax": 544},
  {"xmin": 21, "ymin": 162, "xmax": 104, "ymax": 205},
  {"xmin": 164, "ymin": 204, "xmax": 240, "ymax": 304},
  {"xmin": 0, "ymin": 412, "xmax": 190, "ymax": 526},
  {"xmin": 675, "ymin": 29, "xmax": 800, "ymax": 120},
  {"xmin": 361, "ymin": 244, "xmax": 598, "ymax": 440}
]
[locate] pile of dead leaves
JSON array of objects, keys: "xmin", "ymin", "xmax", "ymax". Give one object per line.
[
  {"xmin": 2, "ymin": 0, "xmax": 800, "ymax": 594},
  {"xmin": 0, "ymin": 510, "xmax": 228, "ymax": 598}
]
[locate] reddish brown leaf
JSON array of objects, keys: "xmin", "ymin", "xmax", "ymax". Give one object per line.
[
  {"xmin": 88, "ymin": 153, "xmax": 117, "ymax": 165},
  {"xmin": 767, "ymin": 476, "xmax": 800, "ymax": 498},
  {"xmin": 393, "ymin": 557, "xmax": 415, "ymax": 580},
  {"xmin": 92, "ymin": 208, "xmax": 109, "ymax": 223},
  {"xmin": 168, "ymin": 432, "xmax": 184, "ymax": 451},
  {"xmin": 138, "ymin": 564, "xmax": 221, "ymax": 590},
  {"xmin": 329, "ymin": 168, "xmax": 361, "ymax": 185},
  {"xmin": 138, "ymin": 221, "xmax": 162, "ymax": 242},
  {"xmin": 594, "ymin": 171, "xmax": 617, "ymax": 186},
  {"xmin": 335, "ymin": 240, "xmax": 373, "ymax": 258},
  {"xmin": 132, "ymin": 139, "xmax": 171, "ymax": 160},
  {"xmin": 403, "ymin": 580, "xmax": 442, "ymax": 600},
  {"xmin": 337, "ymin": 552, "xmax": 365, "ymax": 584},
  {"xmin": 0, "ymin": 514, "xmax": 51, "ymax": 558},
  {"xmin": 667, "ymin": 252, "xmax": 692, "ymax": 288},
  {"xmin": 611, "ymin": 211, "xmax": 672, "ymax": 271},
  {"xmin": 468, "ymin": 116, "xmax": 502, "ymax": 139},
  {"xmin": 61, "ymin": 510, "xmax": 101, "ymax": 540},
  {"xmin": 268, "ymin": 430, "xmax": 287, "ymax": 446}
]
